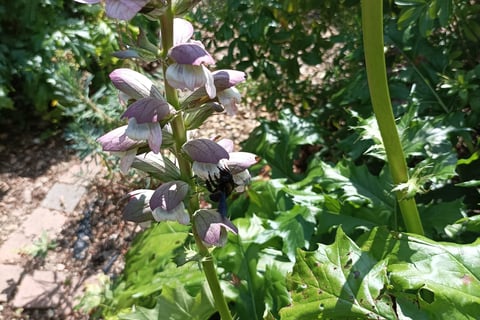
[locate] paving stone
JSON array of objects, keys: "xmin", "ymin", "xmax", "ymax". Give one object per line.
[
  {"xmin": 11, "ymin": 270, "xmax": 67, "ymax": 309},
  {"xmin": 22, "ymin": 207, "xmax": 67, "ymax": 237},
  {"xmin": 0, "ymin": 232, "xmax": 33, "ymax": 263},
  {"xmin": 57, "ymin": 157, "xmax": 103, "ymax": 186},
  {"xmin": 0, "ymin": 264, "xmax": 24, "ymax": 302},
  {"xmin": 41, "ymin": 183, "xmax": 87, "ymax": 212},
  {"xmin": 0, "ymin": 208, "xmax": 67, "ymax": 263}
]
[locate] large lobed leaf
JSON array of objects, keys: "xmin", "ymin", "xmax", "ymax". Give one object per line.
[
  {"xmin": 282, "ymin": 227, "xmax": 480, "ymax": 319},
  {"xmin": 280, "ymin": 228, "xmax": 396, "ymax": 319},
  {"xmin": 118, "ymin": 283, "xmax": 215, "ymax": 320},
  {"xmin": 106, "ymin": 222, "xmax": 203, "ymax": 314}
]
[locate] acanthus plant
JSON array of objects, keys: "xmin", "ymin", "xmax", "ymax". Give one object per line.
[{"xmin": 76, "ymin": 1, "xmax": 256, "ymax": 318}]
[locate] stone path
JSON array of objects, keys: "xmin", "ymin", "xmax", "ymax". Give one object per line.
[{"xmin": 0, "ymin": 156, "xmax": 103, "ymax": 318}]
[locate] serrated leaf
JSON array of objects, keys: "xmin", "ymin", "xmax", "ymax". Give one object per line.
[
  {"xmin": 280, "ymin": 228, "xmax": 396, "ymax": 319},
  {"xmin": 388, "ymin": 236, "xmax": 480, "ymax": 318},
  {"xmin": 264, "ymin": 265, "xmax": 291, "ymax": 318},
  {"xmin": 119, "ymin": 283, "xmax": 215, "ymax": 320},
  {"xmin": 242, "ymin": 109, "xmax": 321, "ymax": 181},
  {"xmin": 317, "ymin": 161, "xmax": 396, "ymax": 226},
  {"xmin": 108, "ymin": 223, "xmax": 196, "ymax": 312},
  {"xmin": 264, "ymin": 206, "xmax": 316, "ymax": 261},
  {"xmin": 360, "ymin": 227, "xmax": 480, "ymax": 319}
]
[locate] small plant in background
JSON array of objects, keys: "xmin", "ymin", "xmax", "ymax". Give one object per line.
[{"xmin": 21, "ymin": 231, "xmax": 58, "ymax": 260}]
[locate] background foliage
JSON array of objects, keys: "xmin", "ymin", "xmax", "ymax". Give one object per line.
[{"xmin": 0, "ymin": 0, "xmax": 123, "ymax": 152}]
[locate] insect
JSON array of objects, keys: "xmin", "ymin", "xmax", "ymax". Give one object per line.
[{"xmin": 205, "ymin": 167, "xmax": 235, "ymax": 217}]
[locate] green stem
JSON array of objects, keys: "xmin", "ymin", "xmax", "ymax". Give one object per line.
[
  {"xmin": 361, "ymin": 0, "xmax": 424, "ymax": 235},
  {"xmin": 159, "ymin": 7, "xmax": 233, "ymax": 319}
]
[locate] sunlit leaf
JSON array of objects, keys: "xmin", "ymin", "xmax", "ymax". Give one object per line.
[
  {"xmin": 119, "ymin": 283, "xmax": 215, "ymax": 320},
  {"xmin": 361, "ymin": 227, "xmax": 480, "ymax": 319},
  {"xmin": 280, "ymin": 227, "xmax": 396, "ymax": 319}
]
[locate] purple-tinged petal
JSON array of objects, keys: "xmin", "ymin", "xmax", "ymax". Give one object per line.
[
  {"xmin": 147, "ymin": 123, "xmax": 162, "ymax": 153},
  {"xmin": 213, "ymin": 70, "xmax": 246, "ymax": 90},
  {"xmin": 150, "ymin": 181, "xmax": 189, "ymax": 211},
  {"xmin": 218, "ymin": 87, "xmax": 241, "ymax": 115},
  {"xmin": 173, "ymin": 18, "xmax": 194, "ymax": 45},
  {"xmin": 119, "ymin": 149, "xmax": 138, "ymax": 173},
  {"xmin": 125, "ymin": 119, "xmax": 162, "ymax": 153},
  {"xmin": 194, "ymin": 209, "xmax": 238, "ymax": 246},
  {"xmin": 183, "ymin": 139, "xmax": 229, "ymax": 163},
  {"xmin": 110, "ymin": 68, "xmax": 162, "ymax": 100},
  {"xmin": 74, "ymin": 0, "xmax": 100, "ymax": 4},
  {"xmin": 203, "ymin": 65, "xmax": 216, "ymax": 99},
  {"xmin": 122, "ymin": 97, "xmax": 170, "ymax": 124},
  {"xmin": 166, "ymin": 64, "xmax": 208, "ymax": 91},
  {"xmin": 125, "ymin": 118, "xmax": 149, "ymax": 140},
  {"xmin": 226, "ymin": 152, "xmax": 258, "ymax": 173},
  {"xmin": 152, "ymin": 202, "xmax": 190, "ymax": 224},
  {"xmin": 105, "ymin": 0, "xmax": 149, "ymax": 20},
  {"xmin": 97, "ymin": 125, "xmax": 145, "ymax": 152},
  {"xmin": 168, "ymin": 43, "xmax": 215, "ymax": 65},
  {"xmin": 122, "ymin": 189, "xmax": 154, "ymax": 223}
]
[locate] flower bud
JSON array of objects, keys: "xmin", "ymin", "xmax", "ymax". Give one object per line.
[
  {"xmin": 194, "ymin": 209, "xmax": 238, "ymax": 247},
  {"xmin": 75, "ymin": 0, "xmax": 149, "ymax": 20},
  {"xmin": 212, "ymin": 70, "xmax": 246, "ymax": 91},
  {"xmin": 110, "ymin": 68, "xmax": 163, "ymax": 100},
  {"xmin": 131, "ymin": 152, "xmax": 181, "ymax": 182}
]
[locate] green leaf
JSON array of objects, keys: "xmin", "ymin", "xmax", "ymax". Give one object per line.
[
  {"xmin": 107, "ymin": 223, "xmax": 198, "ymax": 313},
  {"xmin": 316, "ymin": 161, "xmax": 396, "ymax": 226},
  {"xmin": 264, "ymin": 265, "xmax": 291, "ymax": 318},
  {"xmin": 245, "ymin": 179, "xmax": 293, "ymax": 219},
  {"xmin": 389, "ymin": 237, "xmax": 480, "ymax": 318},
  {"xmin": 242, "ymin": 109, "xmax": 322, "ymax": 181},
  {"xmin": 119, "ymin": 283, "xmax": 215, "ymax": 320},
  {"xmin": 361, "ymin": 228, "xmax": 480, "ymax": 319},
  {"xmin": 451, "ymin": 215, "xmax": 480, "ymax": 233},
  {"xmin": 418, "ymin": 199, "xmax": 466, "ymax": 239},
  {"xmin": 280, "ymin": 228, "xmax": 396, "ymax": 319},
  {"xmin": 264, "ymin": 206, "xmax": 316, "ymax": 261}
]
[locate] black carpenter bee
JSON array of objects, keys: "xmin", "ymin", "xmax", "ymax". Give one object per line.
[{"xmin": 206, "ymin": 167, "xmax": 236, "ymax": 217}]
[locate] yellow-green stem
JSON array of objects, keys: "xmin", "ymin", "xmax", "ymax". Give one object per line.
[
  {"xmin": 159, "ymin": 7, "xmax": 233, "ymax": 319},
  {"xmin": 361, "ymin": 0, "xmax": 424, "ymax": 235}
]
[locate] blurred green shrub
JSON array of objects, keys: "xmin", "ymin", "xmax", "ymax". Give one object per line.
[{"xmin": 0, "ymin": 0, "xmax": 121, "ymax": 132}]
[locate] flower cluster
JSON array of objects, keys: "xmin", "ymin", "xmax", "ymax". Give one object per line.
[{"xmin": 89, "ymin": 14, "xmax": 256, "ymax": 246}]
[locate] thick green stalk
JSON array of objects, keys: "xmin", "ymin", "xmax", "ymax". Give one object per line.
[
  {"xmin": 159, "ymin": 8, "xmax": 233, "ymax": 319},
  {"xmin": 361, "ymin": 0, "xmax": 424, "ymax": 235}
]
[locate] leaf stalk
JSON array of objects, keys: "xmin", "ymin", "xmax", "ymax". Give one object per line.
[{"xmin": 361, "ymin": 0, "xmax": 424, "ymax": 235}]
